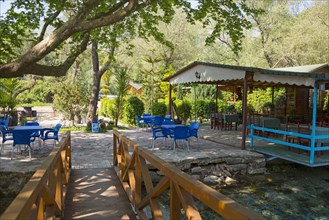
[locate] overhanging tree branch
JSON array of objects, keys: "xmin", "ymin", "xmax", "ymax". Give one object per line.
[
  {"xmin": 0, "ymin": 0, "xmax": 154, "ymax": 78},
  {"xmin": 38, "ymin": 6, "xmax": 64, "ymax": 42},
  {"xmin": 7, "ymin": 32, "xmax": 90, "ymax": 78}
]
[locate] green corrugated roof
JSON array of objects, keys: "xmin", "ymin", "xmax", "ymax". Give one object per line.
[
  {"xmin": 163, "ymin": 61, "xmax": 329, "ymax": 82},
  {"xmin": 273, "ymin": 63, "xmax": 328, "ymax": 72}
]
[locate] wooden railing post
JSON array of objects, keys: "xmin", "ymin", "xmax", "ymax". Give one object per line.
[{"xmin": 170, "ymin": 181, "xmax": 181, "ymax": 220}]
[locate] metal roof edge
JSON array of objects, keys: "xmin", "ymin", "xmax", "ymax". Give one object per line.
[{"xmin": 259, "ymin": 68, "xmax": 328, "ymax": 80}]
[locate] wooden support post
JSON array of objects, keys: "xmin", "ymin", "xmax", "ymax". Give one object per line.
[
  {"xmin": 169, "ymin": 84, "xmax": 172, "ymax": 116},
  {"xmin": 242, "ymin": 72, "xmax": 252, "ymax": 149},
  {"xmin": 215, "ymin": 84, "xmax": 218, "ymax": 112},
  {"xmin": 170, "ymin": 181, "xmax": 181, "ymax": 220}
]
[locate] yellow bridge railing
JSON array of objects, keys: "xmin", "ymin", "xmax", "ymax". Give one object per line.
[
  {"xmin": 113, "ymin": 130, "xmax": 264, "ymax": 220},
  {"xmin": 0, "ymin": 131, "xmax": 71, "ymax": 220}
]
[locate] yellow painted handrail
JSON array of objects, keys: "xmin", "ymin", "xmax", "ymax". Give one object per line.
[
  {"xmin": 0, "ymin": 131, "xmax": 71, "ymax": 220},
  {"xmin": 113, "ymin": 130, "xmax": 264, "ymax": 220}
]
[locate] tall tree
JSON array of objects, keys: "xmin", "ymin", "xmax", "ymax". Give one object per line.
[
  {"xmin": 86, "ymin": 40, "xmax": 115, "ymax": 125},
  {"xmin": 112, "ymin": 66, "xmax": 130, "ymax": 126},
  {"xmin": 0, "ymin": 0, "xmax": 257, "ymax": 78}
]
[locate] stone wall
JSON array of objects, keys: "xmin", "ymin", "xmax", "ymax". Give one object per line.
[{"xmin": 148, "ymin": 155, "xmax": 267, "ymax": 186}]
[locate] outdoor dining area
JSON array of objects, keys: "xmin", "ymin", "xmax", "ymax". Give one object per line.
[
  {"xmin": 0, "ymin": 116, "xmax": 61, "ymax": 160},
  {"xmin": 163, "ymin": 62, "xmax": 329, "ymax": 167},
  {"xmin": 136, "ymin": 114, "xmax": 199, "ymax": 151}
]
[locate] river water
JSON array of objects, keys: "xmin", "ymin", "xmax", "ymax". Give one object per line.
[{"xmin": 217, "ymin": 163, "xmax": 329, "ymax": 220}]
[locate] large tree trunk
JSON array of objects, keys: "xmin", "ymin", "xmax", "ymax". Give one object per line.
[
  {"xmin": 86, "ymin": 41, "xmax": 116, "ymax": 127},
  {"xmin": 87, "ymin": 42, "xmax": 102, "ymax": 126}
]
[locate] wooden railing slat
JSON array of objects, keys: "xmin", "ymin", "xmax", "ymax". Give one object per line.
[
  {"xmin": 137, "ymin": 176, "xmax": 170, "ymax": 210},
  {"xmin": 173, "ymin": 182, "xmax": 202, "ymax": 220},
  {"xmin": 36, "ymin": 196, "xmax": 44, "ymax": 220},
  {"xmin": 137, "ymin": 155, "xmax": 163, "ymax": 219}
]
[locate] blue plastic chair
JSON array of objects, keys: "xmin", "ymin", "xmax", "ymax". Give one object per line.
[
  {"xmin": 24, "ymin": 122, "xmax": 41, "ymax": 141},
  {"xmin": 136, "ymin": 115, "xmax": 147, "ymax": 128},
  {"xmin": 0, "ymin": 125, "xmax": 13, "ymax": 154},
  {"xmin": 40, "ymin": 123, "xmax": 62, "ymax": 146},
  {"xmin": 164, "ymin": 114, "xmax": 171, "ymax": 121},
  {"xmin": 0, "ymin": 116, "xmax": 11, "ymax": 127},
  {"xmin": 142, "ymin": 114, "xmax": 153, "ymax": 128},
  {"xmin": 12, "ymin": 129, "xmax": 36, "ymax": 160},
  {"xmin": 188, "ymin": 122, "xmax": 200, "ymax": 142},
  {"xmin": 151, "ymin": 127, "xmax": 168, "ymax": 150},
  {"xmin": 171, "ymin": 126, "xmax": 190, "ymax": 151},
  {"xmin": 151, "ymin": 116, "xmax": 164, "ymax": 128}
]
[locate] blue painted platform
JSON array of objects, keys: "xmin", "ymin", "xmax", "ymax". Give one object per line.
[{"xmin": 251, "ymin": 144, "xmax": 329, "ymax": 167}]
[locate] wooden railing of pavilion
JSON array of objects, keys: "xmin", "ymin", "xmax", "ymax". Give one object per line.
[
  {"xmin": 0, "ymin": 131, "xmax": 71, "ymax": 220},
  {"xmin": 113, "ymin": 130, "xmax": 264, "ymax": 220}
]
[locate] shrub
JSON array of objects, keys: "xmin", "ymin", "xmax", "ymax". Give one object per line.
[
  {"xmin": 234, "ymin": 100, "xmax": 243, "ymax": 114},
  {"xmin": 124, "ymin": 96, "xmax": 145, "ymax": 125},
  {"xmin": 152, "ymin": 102, "xmax": 167, "ymax": 116},
  {"xmin": 175, "ymin": 99, "xmax": 191, "ymax": 121},
  {"xmin": 99, "ymin": 98, "xmax": 110, "ymax": 116},
  {"xmin": 204, "ymin": 101, "xmax": 217, "ymax": 117},
  {"xmin": 105, "ymin": 99, "xmax": 116, "ymax": 119},
  {"xmin": 192, "ymin": 99, "xmax": 207, "ymax": 120}
]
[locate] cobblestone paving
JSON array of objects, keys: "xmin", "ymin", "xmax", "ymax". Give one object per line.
[
  {"xmin": 70, "ymin": 131, "xmax": 113, "ymax": 169},
  {"xmin": 0, "ymin": 131, "xmax": 113, "ymax": 172}
]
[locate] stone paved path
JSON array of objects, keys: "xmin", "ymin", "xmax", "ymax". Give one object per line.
[
  {"xmin": 0, "ymin": 131, "xmax": 113, "ymax": 172},
  {"xmin": 70, "ymin": 131, "xmax": 113, "ymax": 169}
]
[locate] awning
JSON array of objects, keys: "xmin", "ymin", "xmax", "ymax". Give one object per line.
[{"xmin": 163, "ymin": 62, "xmax": 329, "ymax": 87}]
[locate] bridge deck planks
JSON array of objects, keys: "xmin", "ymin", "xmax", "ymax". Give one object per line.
[{"xmin": 64, "ymin": 168, "xmax": 136, "ymax": 220}]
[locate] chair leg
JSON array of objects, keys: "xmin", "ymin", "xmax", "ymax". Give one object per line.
[
  {"xmin": 11, "ymin": 146, "xmax": 14, "ymax": 160},
  {"xmin": 28, "ymin": 145, "xmax": 31, "ymax": 160},
  {"xmin": 38, "ymin": 138, "xmax": 41, "ymax": 150},
  {"xmin": 152, "ymin": 139, "xmax": 155, "ymax": 150}
]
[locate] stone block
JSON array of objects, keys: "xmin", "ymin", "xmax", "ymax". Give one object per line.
[
  {"xmin": 247, "ymin": 167, "xmax": 267, "ymax": 175},
  {"xmin": 191, "ymin": 166, "xmax": 202, "ymax": 173},
  {"xmin": 203, "ymin": 175, "xmax": 219, "ymax": 185}
]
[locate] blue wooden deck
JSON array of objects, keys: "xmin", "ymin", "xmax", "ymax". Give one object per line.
[
  {"xmin": 247, "ymin": 125, "xmax": 329, "ymax": 167},
  {"xmin": 250, "ymin": 144, "xmax": 329, "ymax": 167}
]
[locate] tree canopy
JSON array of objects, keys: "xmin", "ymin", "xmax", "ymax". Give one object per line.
[{"xmin": 0, "ymin": 0, "xmax": 258, "ymax": 78}]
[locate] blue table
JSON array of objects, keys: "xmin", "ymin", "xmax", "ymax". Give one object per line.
[
  {"xmin": 161, "ymin": 124, "xmax": 184, "ymax": 129},
  {"xmin": 160, "ymin": 124, "xmax": 186, "ymax": 137},
  {"xmin": 14, "ymin": 126, "xmax": 43, "ymax": 131}
]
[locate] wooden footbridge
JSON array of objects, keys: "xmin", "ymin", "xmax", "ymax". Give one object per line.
[{"xmin": 0, "ymin": 131, "xmax": 264, "ymax": 220}]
